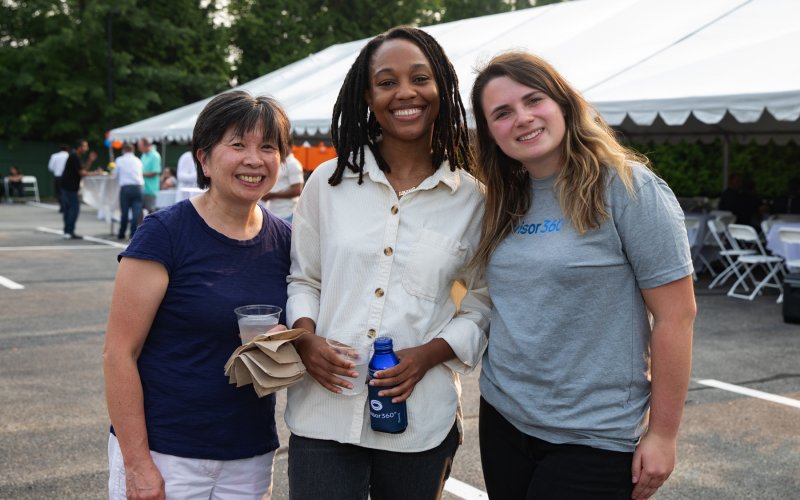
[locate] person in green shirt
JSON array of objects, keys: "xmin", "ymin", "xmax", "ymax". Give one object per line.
[{"xmin": 138, "ymin": 138, "xmax": 162, "ymax": 213}]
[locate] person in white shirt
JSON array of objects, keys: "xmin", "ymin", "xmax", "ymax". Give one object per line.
[
  {"xmin": 48, "ymin": 145, "xmax": 69, "ymax": 212},
  {"xmin": 259, "ymin": 153, "xmax": 303, "ymax": 222},
  {"xmin": 113, "ymin": 143, "xmax": 145, "ymax": 240},
  {"xmin": 285, "ymin": 26, "xmax": 490, "ymax": 499},
  {"xmin": 175, "ymin": 150, "xmax": 199, "ymax": 201}
]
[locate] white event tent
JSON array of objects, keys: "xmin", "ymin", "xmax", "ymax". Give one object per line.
[{"xmin": 109, "ymin": 0, "xmax": 800, "ymax": 146}]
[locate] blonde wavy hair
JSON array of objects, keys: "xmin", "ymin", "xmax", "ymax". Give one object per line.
[{"xmin": 469, "ymin": 52, "xmax": 650, "ymax": 270}]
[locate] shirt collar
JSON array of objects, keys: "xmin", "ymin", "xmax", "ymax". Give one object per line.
[{"xmin": 341, "ymin": 147, "xmax": 461, "ymax": 194}]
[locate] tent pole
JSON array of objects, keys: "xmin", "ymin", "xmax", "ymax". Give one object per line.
[
  {"xmin": 161, "ymin": 142, "xmax": 167, "ymax": 169},
  {"xmin": 722, "ymin": 135, "xmax": 730, "ymax": 189}
]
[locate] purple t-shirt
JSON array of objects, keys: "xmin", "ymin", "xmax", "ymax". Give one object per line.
[{"xmin": 114, "ymin": 199, "xmax": 291, "ymax": 460}]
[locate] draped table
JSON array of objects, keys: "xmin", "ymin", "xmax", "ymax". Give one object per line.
[
  {"xmin": 766, "ymin": 222, "xmax": 800, "ymax": 268},
  {"xmin": 81, "ymin": 175, "xmax": 119, "ymax": 227}
]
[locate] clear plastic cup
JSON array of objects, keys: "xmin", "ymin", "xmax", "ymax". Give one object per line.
[
  {"xmin": 326, "ymin": 333, "xmax": 373, "ymax": 396},
  {"xmin": 234, "ymin": 305, "xmax": 282, "ymax": 344}
]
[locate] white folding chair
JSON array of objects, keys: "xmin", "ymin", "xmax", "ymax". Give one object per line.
[
  {"xmin": 760, "ymin": 218, "xmax": 774, "ymax": 240},
  {"xmin": 726, "ymin": 224, "xmax": 785, "ymax": 301},
  {"xmin": 21, "ymin": 175, "xmax": 40, "ymax": 202},
  {"xmin": 710, "ymin": 209, "xmax": 733, "ymax": 219},
  {"xmin": 706, "ymin": 219, "xmax": 755, "ymax": 290}
]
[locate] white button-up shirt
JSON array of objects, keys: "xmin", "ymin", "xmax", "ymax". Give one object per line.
[
  {"xmin": 286, "ymin": 149, "xmax": 490, "ymax": 452},
  {"xmin": 113, "ymin": 152, "xmax": 144, "ymax": 187}
]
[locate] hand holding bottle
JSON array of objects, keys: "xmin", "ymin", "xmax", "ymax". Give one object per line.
[{"xmin": 368, "ymin": 338, "xmax": 455, "ymax": 402}]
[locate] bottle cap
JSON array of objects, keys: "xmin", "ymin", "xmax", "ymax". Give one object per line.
[{"xmin": 374, "ymin": 337, "xmax": 393, "ymax": 349}]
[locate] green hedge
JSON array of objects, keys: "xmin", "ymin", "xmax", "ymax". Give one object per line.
[{"xmin": 631, "ymin": 140, "xmax": 800, "ymax": 199}]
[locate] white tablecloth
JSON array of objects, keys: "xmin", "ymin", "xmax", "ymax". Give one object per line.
[
  {"xmin": 155, "ymin": 187, "xmax": 205, "ymax": 209},
  {"xmin": 81, "ymin": 175, "xmax": 119, "ymax": 223},
  {"xmin": 684, "ymin": 213, "xmax": 717, "ymax": 272},
  {"xmin": 766, "ymin": 222, "xmax": 800, "ymax": 265}
]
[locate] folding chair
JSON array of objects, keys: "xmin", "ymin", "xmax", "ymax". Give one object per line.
[
  {"xmin": 21, "ymin": 175, "xmax": 40, "ymax": 202},
  {"xmin": 726, "ymin": 224, "xmax": 785, "ymax": 301},
  {"xmin": 706, "ymin": 219, "xmax": 755, "ymax": 290}
]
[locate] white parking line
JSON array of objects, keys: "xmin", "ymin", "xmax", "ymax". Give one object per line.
[
  {"xmin": 444, "ymin": 478, "xmax": 488, "ymax": 499},
  {"xmin": 0, "ymin": 275, "xmax": 25, "ymax": 290},
  {"xmin": 0, "ymin": 245, "xmax": 113, "ymax": 251},
  {"xmin": 36, "ymin": 227, "xmax": 127, "ymax": 249},
  {"xmin": 697, "ymin": 379, "xmax": 800, "ymax": 409},
  {"xmin": 27, "ymin": 201, "xmax": 59, "ymax": 210}
]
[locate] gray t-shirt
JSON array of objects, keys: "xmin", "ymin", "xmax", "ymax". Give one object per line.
[{"xmin": 479, "ymin": 164, "xmax": 692, "ymax": 452}]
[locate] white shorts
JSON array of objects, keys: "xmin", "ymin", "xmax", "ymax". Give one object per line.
[{"xmin": 108, "ymin": 433, "xmax": 274, "ymax": 500}]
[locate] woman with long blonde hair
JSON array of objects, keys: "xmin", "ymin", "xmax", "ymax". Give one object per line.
[{"xmin": 471, "ymin": 52, "xmax": 696, "ymax": 500}]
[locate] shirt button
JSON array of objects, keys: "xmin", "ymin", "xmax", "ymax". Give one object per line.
[
  {"xmin": 375, "ymin": 288, "xmax": 385, "ymax": 297},
  {"xmin": 367, "ymin": 328, "xmax": 377, "ymax": 338},
  {"xmin": 384, "ymin": 247, "xmax": 393, "ymax": 256},
  {"xmin": 391, "ymin": 205, "xmax": 399, "ymax": 215}
]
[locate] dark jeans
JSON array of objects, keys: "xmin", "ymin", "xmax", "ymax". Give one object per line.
[
  {"xmin": 54, "ymin": 176, "xmax": 64, "ymax": 212},
  {"xmin": 288, "ymin": 423, "xmax": 459, "ymax": 500},
  {"xmin": 479, "ymin": 397, "xmax": 634, "ymax": 500},
  {"xmin": 62, "ymin": 190, "xmax": 80, "ymax": 236},
  {"xmin": 118, "ymin": 185, "xmax": 143, "ymax": 239},
  {"xmin": 8, "ymin": 181, "xmax": 23, "ymax": 198}
]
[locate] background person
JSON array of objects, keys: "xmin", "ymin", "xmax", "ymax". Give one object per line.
[
  {"xmin": 61, "ymin": 139, "xmax": 99, "ymax": 239},
  {"xmin": 285, "ymin": 26, "xmax": 490, "ymax": 500},
  {"xmin": 159, "ymin": 167, "xmax": 176, "ymax": 190},
  {"xmin": 48, "ymin": 145, "xmax": 69, "ymax": 212},
  {"xmin": 176, "ymin": 149, "xmax": 200, "ymax": 202},
  {"xmin": 470, "ymin": 52, "xmax": 696, "ymax": 500},
  {"xmin": 772, "ymin": 176, "xmax": 800, "ymax": 215},
  {"xmin": 113, "ymin": 143, "xmax": 144, "ymax": 241},
  {"xmin": 259, "ymin": 152, "xmax": 303, "ymax": 222},
  {"xmin": 176, "ymin": 149, "xmax": 198, "ymax": 189},
  {"xmin": 137, "ymin": 138, "xmax": 162, "ymax": 214},
  {"xmin": 6, "ymin": 166, "xmax": 24, "ymax": 199},
  {"xmin": 103, "ymin": 91, "xmax": 292, "ymax": 500}
]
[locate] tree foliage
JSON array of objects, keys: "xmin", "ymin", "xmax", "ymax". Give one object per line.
[
  {"xmin": 0, "ymin": 0, "xmax": 562, "ymax": 144},
  {"xmin": 228, "ymin": 0, "xmax": 440, "ymax": 85},
  {"xmin": 634, "ymin": 141, "xmax": 800, "ymax": 199},
  {"xmin": 0, "ymin": 0, "xmax": 230, "ymax": 146}
]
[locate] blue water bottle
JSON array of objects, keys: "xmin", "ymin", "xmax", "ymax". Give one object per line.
[{"xmin": 368, "ymin": 337, "xmax": 408, "ymax": 434}]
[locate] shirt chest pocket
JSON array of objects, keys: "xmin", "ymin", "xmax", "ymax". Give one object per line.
[{"xmin": 402, "ymin": 229, "xmax": 467, "ymax": 302}]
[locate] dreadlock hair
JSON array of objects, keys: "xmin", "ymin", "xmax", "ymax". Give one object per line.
[
  {"xmin": 328, "ymin": 26, "xmax": 471, "ymax": 186},
  {"xmin": 469, "ymin": 51, "xmax": 649, "ymax": 271}
]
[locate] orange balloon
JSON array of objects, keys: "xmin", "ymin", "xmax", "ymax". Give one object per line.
[{"xmin": 111, "ymin": 140, "xmax": 123, "ymax": 149}]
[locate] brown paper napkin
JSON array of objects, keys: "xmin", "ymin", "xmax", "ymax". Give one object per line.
[{"xmin": 224, "ymin": 328, "xmax": 307, "ymax": 397}]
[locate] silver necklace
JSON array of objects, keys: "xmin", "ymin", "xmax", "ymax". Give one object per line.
[{"xmin": 397, "ymin": 186, "xmax": 416, "ymax": 197}]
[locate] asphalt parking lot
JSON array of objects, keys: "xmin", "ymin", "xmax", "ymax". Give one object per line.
[{"xmin": 1, "ymin": 201, "xmax": 798, "ymax": 499}]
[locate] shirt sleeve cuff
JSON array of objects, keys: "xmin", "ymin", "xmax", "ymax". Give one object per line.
[
  {"xmin": 437, "ymin": 317, "xmax": 488, "ymax": 374},
  {"xmin": 287, "ymin": 292, "xmax": 320, "ymax": 329}
]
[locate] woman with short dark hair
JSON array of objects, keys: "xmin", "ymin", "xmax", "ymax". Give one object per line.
[{"xmin": 104, "ymin": 90, "xmax": 292, "ymax": 499}]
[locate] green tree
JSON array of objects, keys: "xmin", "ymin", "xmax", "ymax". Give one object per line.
[
  {"xmin": 0, "ymin": 0, "xmax": 230, "ymax": 146},
  {"xmin": 229, "ymin": 0, "xmax": 445, "ymax": 85},
  {"xmin": 439, "ymin": 0, "xmax": 535, "ymax": 22}
]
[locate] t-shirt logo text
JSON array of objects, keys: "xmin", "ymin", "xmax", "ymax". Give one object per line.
[{"xmin": 512, "ymin": 218, "xmax": 563, "ymax": 235}]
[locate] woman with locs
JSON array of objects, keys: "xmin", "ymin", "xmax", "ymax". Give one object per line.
[
  {"xmin": 470, "ymin": 52, "xmax": 696, "ymax": 500},
  {"xmin": 285, "ymin": 26, "xmax": 490, "ymax": 500}
]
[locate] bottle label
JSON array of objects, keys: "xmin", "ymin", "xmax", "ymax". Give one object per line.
[{"xmin": 368, "ymin": 386, "xmax": 407, "ymax": 433}]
